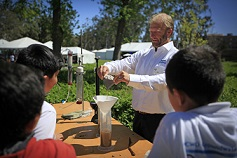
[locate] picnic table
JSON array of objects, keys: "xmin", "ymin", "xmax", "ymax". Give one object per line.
[{"xmin": 54, "ymin": 101, "xmax": 152, "ymax": 158}]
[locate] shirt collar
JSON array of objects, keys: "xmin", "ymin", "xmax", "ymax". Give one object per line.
[
  {"xmin": 151, "ymin": 41, "xmax": 174, "ymax": 52},
  {"xmin": 188, "ymin": 102, "xmax": 231, "ymax": 114}
]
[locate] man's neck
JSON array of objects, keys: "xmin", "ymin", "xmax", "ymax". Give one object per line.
[{"xmin": 154, "ymin": 39, "xmax": 171, "ymax": 52}]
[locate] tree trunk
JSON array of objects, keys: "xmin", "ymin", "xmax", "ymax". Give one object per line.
[
  {"xmin": 113, "ymin": 17, "xmax": 126, "ymax": 60},
  {"xmin": 113, "ymin": 0, "xmax": 128, "ymax": 60},
  {"xmin": 52, "ymin": 0, "xmax": 64, "ymax": 65}
]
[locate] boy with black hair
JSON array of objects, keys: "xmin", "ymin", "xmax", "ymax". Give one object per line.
[
  {"xmin": 16, "ymin": 44, "xmax": 63, "ymax": 140},
  {"xmin": 0, "ymin": 62, "xmax": 76, "ymax": 157},
  {"xmin": 148, "ymin": 45, "xmax": 237, "ymax": 157}
]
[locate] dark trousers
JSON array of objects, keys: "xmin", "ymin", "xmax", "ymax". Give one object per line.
[{"xmin": 133, "ymin": 111, "xmax": 165, "ymax": 143}]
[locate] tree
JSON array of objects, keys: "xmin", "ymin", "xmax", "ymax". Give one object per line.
[
  {"xmin": 80, "ymin": 0, "xmax": 213, "ymax": 53},
  {"xmin": 56, "ymin": 0, "xmax": 79, "ymax": 46},
  {"xmin": 51, "ymin": 0, "xmax": 63, "ymax": 61},
  {"xmin": 112, "ymin": 0, "xmax": 127, "ymax": 60},
  {"xmin": 0, "ymin": 0, "xmax": 41, "ymax": 41},
  {"xmin": 99, "ymin": 0, "xmax": 158, "ymax": 60},
  {"xmin": 142, "ymin": 0, "xmax": 213, "ymax": 49},
  {"xmin": 78, "ymin": 15, "xmax": 117, "ymax": 51},
  {"xmin": 0, "ymin": 10, "xmax": 24, "ymax": 40},
  {"xmin": 0, "ymin": 0, "xmax": 79, "ymax": 47},
  {"xmin": 162, "ymin": 0, "xmax": 213, "ymax": 49}
]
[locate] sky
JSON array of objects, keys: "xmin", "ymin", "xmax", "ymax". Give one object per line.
[{"xmin": 72, "ymin": 0, "xmax": 237, "ymax": 36}]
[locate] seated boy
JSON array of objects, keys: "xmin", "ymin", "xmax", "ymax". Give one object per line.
[
  {"xmin": 0, "ymin": 62, "xmax": 76, "ymax": 157},
  {"xmin": 16, "ymin": 44, "xmax": 63, "ymax": 140},
  {"xmin": 148, "ymin": 45, "xmax": 237, "ymax": 157}
]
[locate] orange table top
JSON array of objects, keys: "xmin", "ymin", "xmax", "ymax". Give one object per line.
[{"xmin": 54, "ymin": 101, "xmax": 152, "ymax": 158}]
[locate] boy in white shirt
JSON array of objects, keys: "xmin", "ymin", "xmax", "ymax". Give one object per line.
[
  {"xmin": 16, "ymin": 44, "xmax": 63, "ymax": 140},
  {"xmin": 148, "ymin": 45, "xmax": 237, "ymax": 158}
]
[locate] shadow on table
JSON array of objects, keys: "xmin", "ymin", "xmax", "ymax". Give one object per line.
[{"xmin": 61, "ymin": 124, "xmax": 146, "ymax": 156}]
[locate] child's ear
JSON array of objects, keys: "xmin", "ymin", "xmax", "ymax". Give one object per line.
[
  {"xmin": 43, "ymin": 75, "xmax": 48, "ymax": 80},
  {"xmin": 173, "ymin": 89, "xmax": 185, "ymax": 106},
  {"xmin": 25, "ymin": 114, "xmax": 40, "ymax": 134}
]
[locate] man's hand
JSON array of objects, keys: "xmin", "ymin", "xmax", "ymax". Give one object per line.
[
  {"xmin": 113, "ymin": 71, "xmax": 130, "ymax": 85},
  {"xmin": 97, "ymin": 65, "xmax": 109, "ymax": 80}
]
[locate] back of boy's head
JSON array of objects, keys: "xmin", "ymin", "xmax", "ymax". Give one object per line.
[
  {"xmin": 0, "ymin": 62, "xmax": 45, "ymax": 149},
  {"xmin": 16, "ymin": 44, "xmax": 62, "ymax": 78},
  {"xmin": 166, "ymin": 45, "xmax": 226, "ymax": 106}
]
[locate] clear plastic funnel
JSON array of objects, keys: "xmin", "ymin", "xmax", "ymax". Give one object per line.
[
  {"xmin": 94, "ymin": 95, "xmax": 118, "ymax": 113},
  {"xmin": 93, "ymin": 95, "xmax": 118, "ymax": 151}
]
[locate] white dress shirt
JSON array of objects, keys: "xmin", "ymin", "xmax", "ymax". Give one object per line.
[{"xmin": 104, "ymin": 41, "xmax": 178, "ymax": 114}]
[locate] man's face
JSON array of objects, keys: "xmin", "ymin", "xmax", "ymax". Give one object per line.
[{"xmin": 149, "ymin": 23, "xmax": 170, "ymax": 48}]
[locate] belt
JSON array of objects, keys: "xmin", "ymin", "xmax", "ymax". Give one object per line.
[
  {"xmin": 136, "ymin": 111, "xmax": 165, "ymax": 115},
  {"xmin": 137, "ymin": 111, "xmax": 149, "ymax": 115}
]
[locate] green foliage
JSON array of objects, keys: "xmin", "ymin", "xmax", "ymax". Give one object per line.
[
  {"xmin": 0, "ymin": 10, "xmax": 24, "ymax": 40},
  {"xmin": 81, "ymin": 0, "xmax": 160, "ymax": 51},
  {"xmin": 219, "ymin": 62, "xmax": 237, "ymax": 107},
  {"xmin": 219, "ymin": 77, "xmax": 237, "ymax": 107},
  {"xmin": 0, "ymin": 0, "xmax": 78, "ymax": 45},
  {"xmin": 178, "ymin": 10, "xmax": 208, "ymax": 48},
  {"xmin": 153, "ymin": 0, "xmax": 213, "ymax": 49}
]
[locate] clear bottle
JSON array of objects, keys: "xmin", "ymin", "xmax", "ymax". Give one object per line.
[
  {"xmin": 76, "ymin": 66, "xmax": 84, "ymax": 110},
  {"xmin": 99, "ymin": 109, "xmax": 112, "ymax": 150}
]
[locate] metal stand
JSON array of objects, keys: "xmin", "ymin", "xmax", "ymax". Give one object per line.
[
  {"xmin": 95, "ymin": 56, "xmax": 100, "ymax": 95},
  {"xmin": 67, "ymin": 50, "xmax": 73, "ymax": 85},
  {"xmin": 91, "ymin": 56, "xmax": 100, "ymax": 124}
]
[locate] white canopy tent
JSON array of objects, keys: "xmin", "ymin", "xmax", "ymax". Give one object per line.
[
  {"xmin": 0, "ymin": 37, "xmax": 43, "ymax": 49},
  {"xmin": 43, "ymin": 41, "xmax": 53, "ymax": 49},
  {"xmin": 0, "ymin": 39, "xmax": 9, "ymax": 45},
  {"xmin": 97, "ymin": 42, "xmax": 152, "ymax": 60},
  {"xmin": 0, "ymin": 39, "xmax": 9, "ymax": 55},
  {"xmin": 93, "ymin": 48, "xmax": 113, "ymax": 60},
  {"xmin": 61, "ymin": 47, "xmax": 95, "ymax": 64},
  {"xmin": 43, "ymin": 41, "xmax": 95, "ymax": 64},
  {"xmin": 0, "ymin": 38, "xmax": 95, "ymax": 63},
  {"xmin": 120, "ymin": 42, "xmax": 152, "ymax": 52},
  {"xmin": 0, "ymin": 37, "xmax": 43, "ymax": 61}
]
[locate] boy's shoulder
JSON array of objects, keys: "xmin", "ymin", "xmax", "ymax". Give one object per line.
[
  {"xmin": 231, "ymin": 107, "xmax": 237, "ymax": 112},
  {"xmin": 162, "ymin": 102, "xmax": 236, "ymax": 126},
  {"xmin": 41, "ymin": 101, "xmax": 56, "ymax": 113},
  {"xmin": 162, "ymin": 111, "xmax": 192, "ymax": 123},
  {"xmin": 159, "ymin": 112, "xmax": 193, "ymax": 130},
  {"xmin": 2, "ymin": 138, "xmax": 76, "ymax": 158},
  {"xmin": 24, "ymin": 138, "xmax": 76, "ymax": 158}
]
